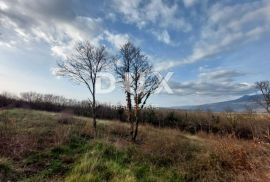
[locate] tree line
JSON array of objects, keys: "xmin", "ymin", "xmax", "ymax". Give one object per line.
[{"xmin": 1, "ymin": 90, "xmax": 270, "ymax": 142}]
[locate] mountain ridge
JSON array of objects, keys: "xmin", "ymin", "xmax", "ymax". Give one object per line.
[{"xmin": 171, "ymin": 95, "xmax": 264, "ymax": 112}]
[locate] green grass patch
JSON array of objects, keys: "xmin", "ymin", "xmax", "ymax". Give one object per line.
[
  {"xmin": 0, "ymin": 157, "xmax": 20, "ymax": 181},
  {"xmin": 65, "ymin": 141, "xmax": 184, "ymax": 182},
  {"xmin": 20, "ymin": 135, "xmax": 90, "ymax": 181}
]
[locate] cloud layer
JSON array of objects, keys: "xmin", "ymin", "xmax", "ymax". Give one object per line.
[
  {"xmin": 0, "ymin": 0, "xmax": 129, "ymax": 58},
  {"xmin": 155, "ymin": 0, "xmax": 270, "ymax": 71},
  {"xmin": 170, "ymin": 68, "xmax": 255, "ymax": 97},
  {"xmin": 112, "ymin": 0, "xmax": 191, "ymax": 31}
]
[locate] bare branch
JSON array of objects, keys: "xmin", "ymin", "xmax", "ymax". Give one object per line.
[{"xmin": 255, "ymin": 81, "xmax": 270, "ymax": 113}]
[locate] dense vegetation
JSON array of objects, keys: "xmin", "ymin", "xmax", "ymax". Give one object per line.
[
  {"xmin": 0, "ymin": 109, "xmax": 269, "ymax": 181},
  {"xmin": 1, "ymin": 92, "xmax": 270, "ymax": 143}
]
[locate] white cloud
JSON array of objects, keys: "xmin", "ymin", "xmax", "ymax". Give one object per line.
[
  {"xmin": 106, "ymin": 13, "xmax": 117, "ymax": 22},
  {"xmin": 183, "ymin": 0, "xmax": 197, "ymax": 8},
  {"xmin": 113, "ymin": 0, "xmax": 142, "ymax": 25},
  {"xmin": 152, "ymin": 30, "xmax": 171, "ymax": 45},
  {"xmin": 113, "ymin": 0, "xmax": 191, "ymax": 32},
  {"xmin": 51, "ymin": 45, "xmax": 71, "ymax": 60},
  {"xmin": 198, "ymin": 69, "xmax": 244, "ymax": 81},
  {"xmin": 104, "ymin": 31, "xmax": 130, "ymax": 49},
  {"xmin": 0, "ymin": 0, "xmax": 130, "ymax": 58},
  {"xmin": 0, "ymin": 0, "xmax": 100, "ymax": 51},
  {"xmin": 170, "ymin": 68, "xmax": 255, "ymax": 97},
  {"xmin": 156, "ymin": 0, "xmax": 270, "ymax": 71},
  {"xmin": 0, "ymin": 1, "xmax": 8, "ymax": 10}
]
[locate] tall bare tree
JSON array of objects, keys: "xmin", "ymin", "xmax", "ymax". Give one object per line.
[
  {"xmin": 130, "ymin": 52, "xmax": 159, "ymax": 141},
  {"xmin": 57, "ymin": 41, "xmax": 110, "ymax": 131},
  {"xmin": 114, "ymin": 42, "xmax": 139, "ymax": 136},
  {"xmin": 255, "ymin": 81, "xmax": 270, "ymax": 113}
]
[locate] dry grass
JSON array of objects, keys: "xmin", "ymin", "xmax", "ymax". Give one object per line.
[
  {"xmin": 101, "ymin": 122, "xmax": 270, "ymax": 181},
  {"xmin": 0, "ymin": 108, "xmax": 270, "ymax": 181}
]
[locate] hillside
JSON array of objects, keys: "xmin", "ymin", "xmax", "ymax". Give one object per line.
[
  {"xmin": 173, "ymin": 95, "xmax": 264, "ymax": 112},
  {"xmin": 0, "ymin": 109, "xmax": 270, "ymax": 181}
]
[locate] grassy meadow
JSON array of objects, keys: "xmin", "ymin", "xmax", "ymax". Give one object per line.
[{"xmin": 0, "ymin": 109, "xmax": 270, "ymax": 182}]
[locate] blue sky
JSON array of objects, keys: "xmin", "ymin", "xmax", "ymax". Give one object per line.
[{"xmin": 0, "ymin": 0, "xmax": 270, "ymax": 107}]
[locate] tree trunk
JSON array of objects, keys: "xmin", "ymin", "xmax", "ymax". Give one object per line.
[
  {"xmin": 92, "ymin": 87, "xmax": 97, "ymax": 135},
  {"xmin": 92, "ymin": 101, "xmax": 96, "ymax": 130},
  {"xmin": 126, "ymin": 91, "xmax": 133, "ymax": 137},
  {"xmin": 133, "ymin": 115, "xmax": 139, "ymax": 141},
  {"xmin": 132, "ymin": 96, "xmax": 139, "ymax": 141}
]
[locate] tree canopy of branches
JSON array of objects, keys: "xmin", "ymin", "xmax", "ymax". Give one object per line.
[
  {"xmin": 115, "ymin": 42, "xmax": 160, "ymax": 141},
  {"xmin": 57, "ymin": 41, "xmax": 111, "ymax": 131},
  {"xmin": 256, "ymin": 81, "xmax": 270, "ymax": 113}
]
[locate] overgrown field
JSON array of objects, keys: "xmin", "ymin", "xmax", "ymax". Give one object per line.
[
  {"xmin": 0, "ymin": 109, "xmax": 270, "ymax": 181},
  {"xmin": 2, "ymin": 93, "xmax": 270, "ymax": 143}
]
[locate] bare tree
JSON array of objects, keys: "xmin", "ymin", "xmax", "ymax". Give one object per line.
[
  {"xmin": 114, "ymin": 42, "xmax": 139, "ymax": 136},
  {"xmin": 129, "ymin": 49, "xmax": 159, "ymax": 141},
  {"xmin": 255, "ymin": 81, "xmax": 270, "ymax": 113},
  {"xmin": 57, "ymin": 41, "xmax": 110, "ymax": 131},
  {"xmin": 115, "ymin": 42, "xmax": 159, "ymax": 141}
]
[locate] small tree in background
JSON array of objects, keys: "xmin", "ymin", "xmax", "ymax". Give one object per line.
[
  {"xmin": 255, "ymin": 81, "xmax": 270, "ymax": 113},
  {"xmin": 57, "ymin": 41, "xmax": 111, "ymax": 132}
]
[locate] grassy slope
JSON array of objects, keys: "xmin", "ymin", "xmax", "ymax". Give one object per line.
[{"xmin": 0, "ymin": 109, "xmax": 270, "ymax": 182}]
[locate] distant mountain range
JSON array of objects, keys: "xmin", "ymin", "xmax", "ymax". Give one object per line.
[{"xmin": 171, "ymin": 95, "xmax": 265, "ymax": 112}]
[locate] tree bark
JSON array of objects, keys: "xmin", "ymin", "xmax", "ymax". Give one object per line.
[
  {"xmin": 92, "ymin": 86, "xmax": 97, "ymax": 135},
  {"xmin": 132, "ymin": 95, "xmax": 139, "ymax": 141},
  {"xmin": 126, "ymin": 91, "xmax": 133, "ymax": 137},
  {"xmin": 92, "ymin": 99, "xmax": 96, "ymax": 129},
  {"xmin": 133, "ymin": 115, "xmax": 139, "ymax": 141}
]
